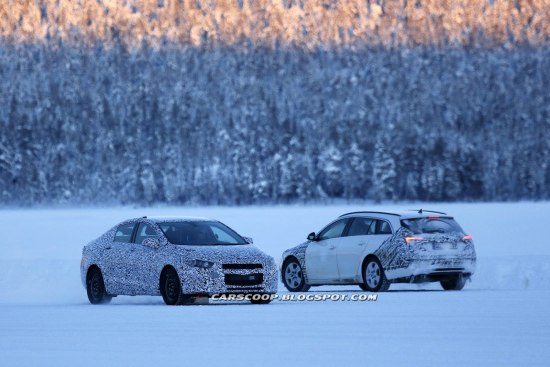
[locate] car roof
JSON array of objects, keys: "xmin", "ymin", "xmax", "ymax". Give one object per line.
[
  {"xmin": 140, "ymin": 216, "xmax": 213, "ymax": 223},
  {"xmin": 339, "ymin": 209, "xmax": 452, "ymax": 220}
]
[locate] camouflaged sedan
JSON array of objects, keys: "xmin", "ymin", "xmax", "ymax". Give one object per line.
[{"xmin": 81, "ymin": 216, "xmax": 278, "ymax": 305}]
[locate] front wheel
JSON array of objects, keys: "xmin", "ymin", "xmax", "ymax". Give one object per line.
[
  {"xmin": 441, "ymin": 275, "xmax": 467, "ymax": 290},
  {"xmin": 161, "ymin": 267, "xmax": 191, "ymax": 305},
  {"xmin": 282, "ymin": 258, "xmax": 310, "ymax": 292},
  {"xmin": 86, "ymin": 267, "xmax": 112, "ymax": 304},
  {"xmin": 361, "ymin": 257, "xmax": 390, "ymax": 292}
]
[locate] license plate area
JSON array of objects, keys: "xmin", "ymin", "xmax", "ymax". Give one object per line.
[
  {"xmin": 224, "ymin": 273, "xmax": 264, "ymax": 286},
  {"xmin": 431, "ymin": 259, "xmax": 464, "ymax": 268},
  {"xmin": 432, "ymin": 242, "xmax": 458, "ymax": 250}
]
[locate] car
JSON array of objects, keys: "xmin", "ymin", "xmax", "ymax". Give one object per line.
[
  {"xmin": 281, "ymin": 210, "xmax": 476, "ymax": 292},
  {"xmin": 81, "ymin": 216, "xmax": 278, "ymax": 305}
]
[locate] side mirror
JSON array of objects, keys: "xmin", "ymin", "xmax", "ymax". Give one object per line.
[
  {"xmin": 143, "ymin": 237, "xmax": 160, "ymax": 249},
  {"xmin": 242, "ymin": 236, "xmax": 253, "ymax": 244},
  {"xmin": 307, "ymin": 232, "xmax": 317, "ymax": 241}
]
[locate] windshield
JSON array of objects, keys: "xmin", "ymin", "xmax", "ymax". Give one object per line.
[
  {"xmin": 401, "ymin": 217, "xmax": 464, "ymax": 235},
  {"xmin": 158, "ymin": 221, "xmax": 247, "ymax": 246}
]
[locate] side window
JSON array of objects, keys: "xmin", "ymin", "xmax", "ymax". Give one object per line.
[
  {"xmin": 318, "ymin": 219, "xmax": 349, "ymax": 240},
  {"xmin": 347, "ymin": 218, "xmax": 374, "ymax": 237},
  {"xmin": 134, "ymin": 222, "xmax": 159, "ymax": 244},
  {"xmin": 375, "ymin": 220, "xmax": 393, "ymax": 235},
  {"xmin": 114, "ymin": 223, "xmax": 135, "ymax": 243}
]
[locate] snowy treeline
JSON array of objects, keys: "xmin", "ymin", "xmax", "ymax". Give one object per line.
[
  {"xmin": 2, "ymin": 0, "xmax": 549, "ymax": 47},
  {"xmin": 0, "ymin": 43, "xmax": 548, "ymax": 205}
]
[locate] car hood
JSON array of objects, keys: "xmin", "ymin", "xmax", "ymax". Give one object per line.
[{"xmin": 172, "ymin": 244, "xmax": 273, "ymax": 264}]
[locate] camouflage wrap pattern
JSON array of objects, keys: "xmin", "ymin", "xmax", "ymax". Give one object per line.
[
  {"xmin": 81, "ymin": 218, "xmax": 278, "ymax": 298},
  {"xmin": 280, "ymin": 241, "xmax": 310, "ymax": 284}
]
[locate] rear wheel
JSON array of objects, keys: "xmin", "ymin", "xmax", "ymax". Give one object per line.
[
  {"xmin": 361, "ymin": 257, "xmax": 390, "ymax": 292},
  {"xmin": 282, "ymin": 258, "xmax": 310, "ymax": 292},
  {"xmin": 161, "ymin": 267, "xmax": 191, "ymax": 305},
  {"xmin": 86, "ymin": 267, "xmax": 112, "ymax": 304},
  {"xmin": 441, "ymin": 275, "xmax": 467, "ymax": 290}
]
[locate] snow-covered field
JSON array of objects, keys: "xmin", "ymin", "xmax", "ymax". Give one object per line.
[{"xmin": 1, "ymin": 202, "xmax": 549, "ymax": 366}]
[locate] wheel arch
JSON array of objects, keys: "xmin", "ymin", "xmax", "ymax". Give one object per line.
[
  {"xmin": 361, "ymin": 254, "xmax": 381, "ymax": 274},
  {"xmin": 281, "ymin": 254, "xmax": 311, "ymax": 292},
  {"xmin": 282, "ymin": 255, "xmax": 306, "ymax": 280},
  {"xmin": 86, "ymin": 264, "xmax": 102, "ymax": 281},
  {"xmin": 282, "ymin": 255, "xmax": 300, "ymax": 266},
  {"xmin": 85, "ymin": 264, "xmax": 115, "ymax": 301},
  {"xmin": 159, "ymin": 264, "xmax": 177, "ymax": 291}
]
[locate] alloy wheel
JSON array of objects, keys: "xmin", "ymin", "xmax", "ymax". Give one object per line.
[
  {"xmin": 366, "ymin": 261, "xmax": 381, "ymax": 288},
  {"xmin": 285, "ymin": 262, "xmax": 303, "ymax": 289}
]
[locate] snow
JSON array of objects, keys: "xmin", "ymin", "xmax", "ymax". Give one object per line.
[{"xmin": 1, "ymin": 202, "xmax": 549, "ymax": 366}]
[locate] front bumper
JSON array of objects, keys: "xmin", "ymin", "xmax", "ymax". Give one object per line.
[
  {"xmin": 178, "ymin": 262, "xmax": 278, "ymax": 295},
  {"xmin": 385, "ymin": 257, "xmax": 476, "ymax": 282}
]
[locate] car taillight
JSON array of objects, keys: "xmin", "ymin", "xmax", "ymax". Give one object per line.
[
  {"xmin": 405, "ymin": 236, "xmax": 424, "ymax": 244},
  {"xmin": 462, "ymin": 234, "xmax": 473, "ymax": 241}
]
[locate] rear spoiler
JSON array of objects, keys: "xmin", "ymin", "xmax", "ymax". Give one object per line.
[{"xmin": 412, "ymin": 209, "xmax": 447, "ymax": 215}]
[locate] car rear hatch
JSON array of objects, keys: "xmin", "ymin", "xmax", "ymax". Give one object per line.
[{"xmin": 401, "ymin": 216, "xmax": 474, "ymax": 260}]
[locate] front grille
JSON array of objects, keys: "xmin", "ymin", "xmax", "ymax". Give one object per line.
[
  {"xmin": 224, "ymin": 273, "xmax": 264, "ymax": 286},
  {"xmin": 222, "ymin": 263, "xmax": 263, "ymax": 270}
]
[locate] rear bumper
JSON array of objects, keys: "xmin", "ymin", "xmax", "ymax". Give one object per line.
[{"xmin": 385, "ymin": 257, "xmax": 476, "ymax": 282}]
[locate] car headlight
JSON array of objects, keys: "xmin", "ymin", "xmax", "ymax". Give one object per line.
[{"xmin": 186, "ymin": 259, "xmax": 215, "ymax": 269}]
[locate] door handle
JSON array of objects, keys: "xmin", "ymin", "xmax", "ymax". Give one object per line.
[
  {"xmin": 329, "ymin": 245, "xmax": 336, "ymax": 250},
  {"xmin": 358, "ymin": 243, "xmax": 366, "ymax": 246}
]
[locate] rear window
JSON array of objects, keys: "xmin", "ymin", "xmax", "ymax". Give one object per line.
[
  {"xmin": 401, "ymin": 217, "xmax": 464, "ymax": 235},
  {"xmin": 114, "ymin": 223, "xmax": 135, "ymax": 242}
]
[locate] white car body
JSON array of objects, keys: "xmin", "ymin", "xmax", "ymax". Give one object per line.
[{"xmin": 281, "ymin": 210, "xmax": 476, "ymax": 291}]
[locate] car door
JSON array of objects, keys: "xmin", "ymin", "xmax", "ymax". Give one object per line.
[
  {"xmin": 366, "ymin": 218, "xmax": 394, "ymax": 265},
  {"xmin": 127, "ymin": 221, "xmax": 162, "ymax": 295},
  {"xmin": 305, "ymin": 218, "xmax": 350, "ymax": 284},
  {"xmin": 336, "ymin": 217, "xmax": 375, "ymax": 282},
  {"xmin": 103, "ymin": 221, "xmax": 138, "ymax": 295}
]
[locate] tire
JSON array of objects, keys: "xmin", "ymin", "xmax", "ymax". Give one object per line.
[
  {"xmin": 361, "ymin": 257, "xmax": 390, "ymax": 292},
  {"xmin": 86, "ymin": 267, "xmax": 112, "ymax": 304},
  {"xmin": 250, "ymin": 294, "xmax": 274, "ymax": 304},
  {"xmin": 160, "ymin": 267, "xmax": 191, "ymax": 305},
  {"xmin": 440, "ymin": 275, "xmax": 467, "ymax": 291},
  {"xmin": 282, "ymin": 258, "xmax": 310, "ymax": 292}
]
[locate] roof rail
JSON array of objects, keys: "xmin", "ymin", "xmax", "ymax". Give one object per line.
[
  {"xmin": 339, "ymin": 211, "xmax": 400, "ymax": 218},
  {"xmin": 413, "ymin": 209, "xmax": 447, "ymax": 215}
]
